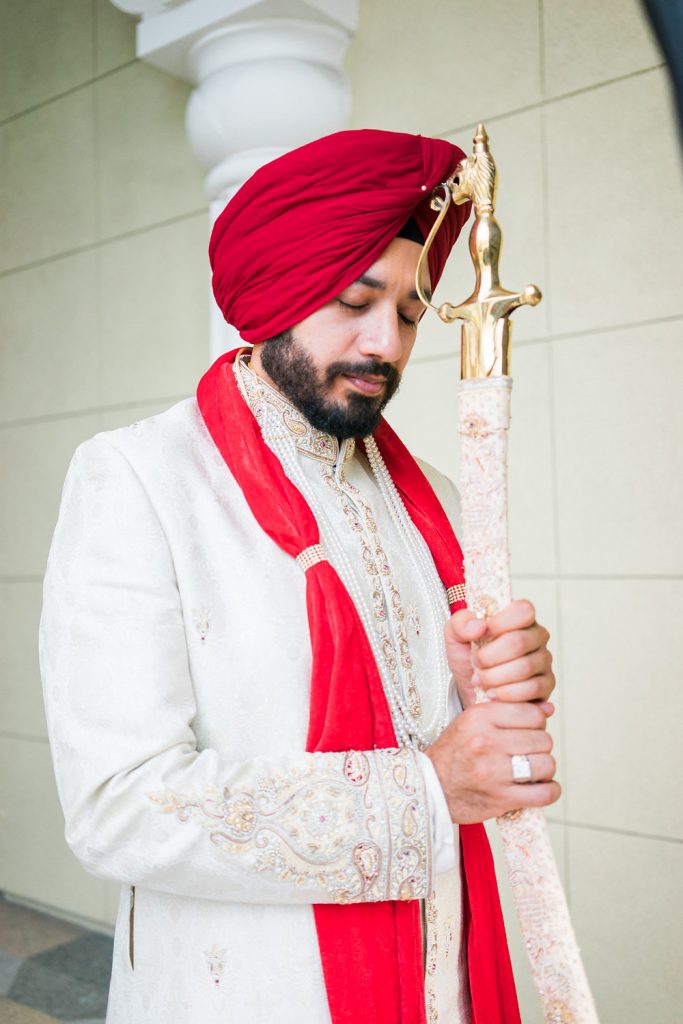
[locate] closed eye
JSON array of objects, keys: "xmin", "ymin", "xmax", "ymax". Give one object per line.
[
  {"xmin": 337, "ymin": 298, "xmax": 418, "ymax": 328},
  {"xmin": 337, "ymin": 299, "xmax": 368, "ymax": 312}
]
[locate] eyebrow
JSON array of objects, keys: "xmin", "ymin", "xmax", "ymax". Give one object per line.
[{"xmin": 352, "ymin": 273, "xmax": 432, "ymax": 303}]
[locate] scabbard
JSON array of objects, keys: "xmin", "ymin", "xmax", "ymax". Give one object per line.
[{"xmin": 459, "ymin": 376, "xmax": 600, "ymax": 1024}]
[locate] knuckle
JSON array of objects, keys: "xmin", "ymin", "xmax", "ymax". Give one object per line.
[
  {"xmin": 534, "ymin": 704, "xmax": 548, "ymax": 727},
  {"xmin": 511, "ymin": 633, "xmax": 527, "ymax": 659},
  {"xmin": 468, "ymin": 732, "xmax": 491, "ymax": 758},
  {"xmin": 519, "ymin": 655, "xmax": 533, "ymax": 678},
  {"xmin": 518, "ymin": 599, "xmax": 535, "ymax": 623}
]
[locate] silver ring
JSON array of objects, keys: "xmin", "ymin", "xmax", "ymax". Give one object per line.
[{"xmin": 511, "ymin": 754, "xmax": 533, "ymax": 784}]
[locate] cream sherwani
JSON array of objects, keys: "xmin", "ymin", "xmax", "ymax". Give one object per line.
[{"xmin": 40, "ymin": 359, "xmax": 469, "ymax": 1023}]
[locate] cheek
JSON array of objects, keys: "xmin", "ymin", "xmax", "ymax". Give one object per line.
[{"xmin": 397, "ymin": 333, "xmax": 418, "ymax": 371}]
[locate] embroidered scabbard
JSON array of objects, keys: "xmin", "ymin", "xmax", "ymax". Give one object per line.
[{"xmin": 416, "ymin": 124, "xmax": 600, "ymax": 1024}]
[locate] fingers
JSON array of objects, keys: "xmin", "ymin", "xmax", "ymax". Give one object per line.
[
  {"xmin": 474, "ymin": 648, "xmax": 551, "ymax": 688},
  {"xmin": 474, "ymin": 623, "xmax": 550, "ymax": 670},
  {"xmin": 502, "ymin": 729, "xmax": 554, "ymax": 756},
  {"xmin": 484, "ymin": 701, "xmax": 548, "ymax": 730},
  {"xmin": 484, "ymin": 599, "xmax": 536, "ymax": 637},
  {"xmin": 479, "ymin": 676, "xmax": 555, "ymax": 706},
  {"xmin": 445, "ymin": 609, "xmax": 488, "ymax": 645},
  {"xmin": 502, "ymin": 780, "xmax": 562, "ymax": 810}
]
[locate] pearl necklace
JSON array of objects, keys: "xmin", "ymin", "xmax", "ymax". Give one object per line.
[{"xmin": 234, "ymin": 357, "xmax": 451, "ymax": 749}]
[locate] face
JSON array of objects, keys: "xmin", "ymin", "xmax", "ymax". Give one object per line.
[{"xmin": 251, "ymin": 237, "xmax": 430, "ymax": 439}]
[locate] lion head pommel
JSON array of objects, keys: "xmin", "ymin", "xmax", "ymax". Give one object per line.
[
  {"xmin": 450, "ymin": 123, "xmax": 497, "ymax": 215},
  {"xmin": 451, "ymin": 147, "xmax": 496, "ymax": 215}
]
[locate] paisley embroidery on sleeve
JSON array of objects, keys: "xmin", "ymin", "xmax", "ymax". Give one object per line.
[{"xmin": 149, "ymin": 748, "xmax": 430, "ymax": 904}]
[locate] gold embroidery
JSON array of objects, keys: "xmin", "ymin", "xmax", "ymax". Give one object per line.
[
  {"xmin": 235, "ymin": 355, "xmax": 355, "ymax": 465},
  {"xmin": 321, "ymin": 466, "xmax": 423, "ymax": 723},
  {"xmin": 444, "ymin": 915, "xmax": 455, "ymax": 960},
  {"xmin": 446, "ymin": 584, "xmax": 467, "ymax": 605},
  {"xmin": 426, "ymin": 931, "xmax": 438, "ymax": 975},
  {"xmin": 204, "ymin": 945, "xmax": 226, "ymax": 987},
  {"xmin": 343, "ymin": 750, "xmax": 371, "ymax": 786},
  {"xmin": 192, "ymin": 605, "xmax": 210, "ymax": 643},
  {"xmin": 149, "ymin": 748, "xmax": 430, "ymax": 904}
]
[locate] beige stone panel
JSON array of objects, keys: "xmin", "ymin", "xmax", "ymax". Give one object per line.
[
  {"xmin": 546, "ymin": 69, "xmax": 683, "ymax": 335},
  {"xmin": 553, "ymin": 320, "xmax": 683, "ymax": 576},
  {"xmin": 95, "ymin": 0, "xmax": 136, "ymax": 75},
  {"xmin": 569, "ymin": 827, "xmax": 683, "ymax": 1023},
  {"xmin": 487, "ymin": 820, "xmax": 567, "ymax": 1023},
  {"xmin": 0, "ymin": 252, "xmax": 99, "ymax": 424},
  {"xmin": 0, "ymin": 736, "xmax": 107, "ymax": 923},
  {"xmin": 560, "ymin": 579, "xmax": 683, "ymax": 839},
  {"xmin": 98, "ymin": 399, "xmax": 187, "ymax": 434},
  {"xmin": 0, "ymin": 414, "xmax": 100, "ymax": 578},
  {"xmin": 506, "ymin": 343, "xmax": 556, "ymax": 577},
  {"xmin": 385, "ymin": 350, "xmax": 461, "ymax": 481},
  {"xmin": 543, "ymin": 0, "xmax": 661, "ymax": 97},
  {"xmin": 0, "ymin": 90, "xmax": 97, "ymax": 273},
  {"xmin": 387, "ymin": 342, "xmax": 556, "ymax": 576},
  {"xmin": 0, "ymin": 0, "xmax": 93, "ymax": 121},
  {"xmin": 98, "ymin": 214, "xmax": 209, "ymax": 407},
  {"xmin": 346, "ymin": 0, "xmax": 541, "ymax": 136},
  {"xmin": 0, "ymin": 582, "xmax": 46, "ymax": 739},
  {"xmin": 413, "ymin": 109, "xmax": 548, "ymax": 362},
  {"xmin": 96, "ymin": 63, "xmax": 205, "ymax": 239}
]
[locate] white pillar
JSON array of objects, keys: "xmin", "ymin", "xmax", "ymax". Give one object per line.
[{"xmin": 110, "ymin": 0, "xmax": 357, "ymax": 356}]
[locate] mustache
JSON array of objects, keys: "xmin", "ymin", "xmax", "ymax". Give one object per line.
[{"xmin": 325, "ymin": 360, "xmax": 398, "ymax": 385}]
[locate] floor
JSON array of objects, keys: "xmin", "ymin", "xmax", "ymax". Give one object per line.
[{"xmin": 0, "ymin": 894, "xmax": 112, "ymax": 1023}]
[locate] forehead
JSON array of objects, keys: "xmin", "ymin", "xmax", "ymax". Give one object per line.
[{"xmin": 351, "ymin": 236, "xmax": 429, "ymax": 294}]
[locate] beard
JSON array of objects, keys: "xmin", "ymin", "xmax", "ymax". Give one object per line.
[{"xmin": 259, "ymin": 331, "xmax": 401, "ymax": 440}]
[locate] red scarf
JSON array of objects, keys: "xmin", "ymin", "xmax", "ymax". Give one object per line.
[{"xmin": 197, "ymin": 350, "xmax": 520, "ymax": 1024}]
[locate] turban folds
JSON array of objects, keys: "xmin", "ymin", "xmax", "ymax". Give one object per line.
[{"xmin": 209, "ymin": 130, "xmax": 471, "ymax": 343}]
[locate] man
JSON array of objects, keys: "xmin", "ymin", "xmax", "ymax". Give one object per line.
[{"xmin": 40, "ymin": 130, "xmax": 558, "ymax": 1024}]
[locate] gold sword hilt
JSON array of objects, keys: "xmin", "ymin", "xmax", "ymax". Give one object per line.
[{"xmin": 415, "ymin": 123, "xmax": 542, "ymax": 379}]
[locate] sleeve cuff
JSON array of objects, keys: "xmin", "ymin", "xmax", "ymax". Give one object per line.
[{"xmin": 418, "ymin": 752, "xmax": 457, "ymax": 876}]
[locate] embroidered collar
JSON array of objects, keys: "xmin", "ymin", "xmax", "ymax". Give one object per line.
[{"xmin": 235, "ymin": 353, "xmax": 356, "ymax": 465}]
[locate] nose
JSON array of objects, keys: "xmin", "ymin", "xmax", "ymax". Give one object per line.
[{"xmin": 357, "ymin": 303, "xmax": 404, "ymax": 365}]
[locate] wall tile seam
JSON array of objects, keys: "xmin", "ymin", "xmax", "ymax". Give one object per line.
[
  {"xmin": 0, "ymin": 731, "xmax": 50, "ymax": 746},
  {"xmin": 0, "ymin": 59, "xmax": 139, "ymax": 129},
  {"xmin": 561, "ymin": 819, "xmax": 683, "ymax": 846},
  {"xmin": 0, "ymin": 209, "xmax": 209, "ymax": 281},
  {"xmin": 409, "ymin": 312, "xmax": 683, "ymax": 366},
  {"xmin": 0, "ymin": 395, "xmax": 192, "ymax": 432},
  {"xmin": 0, "ymin": 893, "xmax": 117, "ymax": 937},
  {"xmin": 2, "ymin": 570, "xmax": 681, "ymax": 583},
  {"xmin": 512, "ymin": 573, "xmax": 683, "ymax": 581},
  {"xmin": 0, "ymin": 576, "xmax": 44, "ymax": 583},
  {"xmin": 432, "ymin": 60, "xmax": 666, "ymax": 140},
  {"xmin": 537, "ymin": 0, "xmax": 546, "ymax": 98}
]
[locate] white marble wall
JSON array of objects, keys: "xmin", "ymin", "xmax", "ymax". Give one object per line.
[
  {"xmin": 352, "ymin": 2, "xmax": 682, "ymax": 1021},
  {"xmin": 0, "ymin": 0, "xmax": 208, "ymax": 929}
]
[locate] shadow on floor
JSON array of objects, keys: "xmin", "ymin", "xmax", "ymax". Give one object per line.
[{"xmin": 0, "ymin": 893, "xmax": 111, "ymax": 1023}]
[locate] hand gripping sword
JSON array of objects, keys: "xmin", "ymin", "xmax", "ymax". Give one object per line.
[{"xmin": 416, "ymin": 124, "xmax": 600, "ymax": 1024}]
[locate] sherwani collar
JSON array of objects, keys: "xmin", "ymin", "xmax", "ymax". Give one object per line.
[{"xmin": 234, "ymin": 353, "xmax": 356, "ymax": 466}]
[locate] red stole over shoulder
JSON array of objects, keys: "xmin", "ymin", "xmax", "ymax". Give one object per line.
[{"xmin": 197, "ymin": 351, "xmax": 520, "ymax": 1024}]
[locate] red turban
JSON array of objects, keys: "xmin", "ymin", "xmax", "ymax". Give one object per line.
[{"xmin": 209, "ymin": 129, "xmax": 471, "ymax": 344}]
